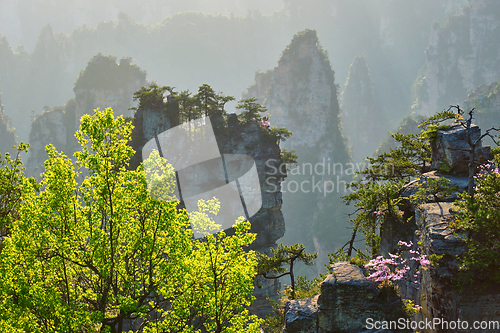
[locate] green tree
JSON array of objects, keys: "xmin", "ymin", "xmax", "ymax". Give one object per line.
[
  {"xmin": 0, "ymin": 108, "xmax": 262, "ymax": 333},
  {"xmin": 453, "ymin": 152, "xmax": 500, "ymax": 288},
  {"xmin": 236, "ymin": 98, "xmax": 267, "ymax": 123},
  {"xmin": 177, "ymin": 89, "xmax": 199, "ymax": 123},
  {"xmin": 214, "ymin": 93, "xmax": 235, "ymax": 116},
  {"xmin": 0, "ymin": 143, "xmax": 31, "ymax": 238},
  {"xmin": 257, "ymin": 243, "xmax": 317, "ymax": 300},
  {"xmin": 340, "ymin": 109, "xmax": 458, "ymax": 256},
  {"xmin": 131, "ymin": 84, "xmax": 173, "ymax": 111},
  {"xmin": 196, "ymin": 84, "xmax": 217, "ymax": 117},
  {"xmin": 153, "ymin": 215, "xmax": 262, "ymax": 333}
]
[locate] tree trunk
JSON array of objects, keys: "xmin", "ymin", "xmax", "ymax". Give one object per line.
[
  {"xmin": 290, "ymin": 260, "xmax": 295, "ymax": 300},
  {"xmin": 347, "ymin": 226, "xmax": 358, "ymax": 257}
]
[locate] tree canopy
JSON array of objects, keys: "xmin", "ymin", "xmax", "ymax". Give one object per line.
[{"xmin": 0, "ymin": 108, "xmax": 262, "ymax": 333}]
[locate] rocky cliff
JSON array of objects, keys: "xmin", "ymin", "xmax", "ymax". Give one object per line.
[
  {"xmin": 283, "ymin": 262, "xmax": 404, "ymax": 333},
  {"xmin": 284, "ymin": 124, "xmax": 500, "ymax": 332},
  {"xmin": 412, "ymin": 0, "xmax": 500, "ymax": 116},
  {"xmin": 0, "ymin": 92, "xmax": 16, "ymax": 155},
  {"xmin": 380, "ymin": 125, "xmax": 500, "ymax": 332},
  {"xmin": 73, "ymin": 54, "xmax": 146, "ymax": 128},
  {"xmin": 25, "ymin": 102, "xmax": 75, "ymax": 180},
  {"xmin": 130, "ymin": 104, "xmax": 287, "ymax": 317},
  {"xmin": 463, "ymin": 79, "xmax": 500, "ymax": 137},
  {"xmin": 245, "ymin": 29, "xmax": 351, "ymax": 270},
  {"xmin": 25, "ymin": 55, "xmax": 146, "ymax": 179},
  {"xmin": 340, "ymin": 56, "xmax": 384, "ymax": 162}
]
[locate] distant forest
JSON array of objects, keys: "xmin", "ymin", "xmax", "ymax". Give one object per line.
[{"xmin": 0, "ymin": 0, "xmax": 462, "ymax": 142}]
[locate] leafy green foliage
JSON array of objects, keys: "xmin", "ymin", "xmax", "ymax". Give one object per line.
[
  {"xmin": 257, "ymin": 243, "xmax": 317, "ymax": 300},
  {"xmin": 375, "ymin": 114, "xmax": 426, "ymax": 156},
  {"xmin": 131, "ymin": 83, "xmax": 173, "ymax": 111},
  {"xmin": 402, "ymin": 299, "xmax": 422, "ymax": 316},
  {"xmin": 279, "ymin": 148, "xmax": 298, "ymax": 168},
  {"xmin": 0, "ymin": 108, "xmax": 262, "ymax": 332},
  {"xmin": 340, "ymin": 110, "xmax": 457, "ymax": 257},
  {"xmin": 0, "ymin": 143, "xmax": 31, "ymax": 236},
  {"xmin": 237, "ymin": 98, "xmax": 268, "ymax": 123},
  {"xmin": 418, "ymin": 109, "xmax": 456, "ymax": 129},
  {"xmin": 452, "ymin": 155, "xmax": 500, "ymax": 289},
  {"xmin": 197, "ymin": 83, "xmax": 217, "ymax": 117},
  {"xmin": 177, "ymin": 89, "xmax": 199, "ymax": 122},
  {"xmin": 133, "ymin": 83, "xmax": 236, "ymax": 130},
  {"xmin": 343, "ymin": 181, "xmax": 407, "ymax": 256},
  {"xmin": 326, "ymin": 248, "xmax": 369, "ymax": 269},
  {"xmin": 410, "ymin": 177, "xmax": 459, "ymax": 205},
  {"xmin": 427, "ymin": 253, "xmax": 445, "ymax": 267},
  {"xmin": 267, "ymin": 127, "xmax": 293, "ymax": 143}
]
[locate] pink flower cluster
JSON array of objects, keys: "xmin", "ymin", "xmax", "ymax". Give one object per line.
[
  {"xmin": 473, "ymin": 161, "xmax": 500, "ymax": 195},
  {"xmin": 476, "ymin": 161, "xmax": 500, "ymax": 178},
  {"xmin": 364, "ymin": 240, "xmax": 430, "ymax": 285},
  {"xmin": 373, "ymin": 210, "xmax": 385, "ymax": 216},
  {"xmin": 260, "ymin": 119, "xmax": 270, "ymax": 127}
]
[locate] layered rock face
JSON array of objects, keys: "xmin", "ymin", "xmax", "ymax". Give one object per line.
[
  {"xmin": 463, "ymin": 79, "xmax": 500, "ymax": 134},
  {"xmin": 284, "ymin": 262, "xmax": 403, "ymax": 333},
  {"xmin": 246, "ymin": 29, "xmax": 347, "ymax": 155},
  {"xmin": 245, "ymin": 29, "xmax": 351, "ymax": 266},
  {"xmin": 25, "ymin": 55, "xmax": 145, "ymax": 179},
  {"xmin": 73, "ymin": 54, "xmax": 147, "ymax": 128},
  {"xmin": 380, "ymin": 125, "xmax": 500, "ymax": 332},
  {"xmin": 340, "ymin": 56, "xmax": 383, "ymax": 162},
  {"xmin": 413, "ymin": 1, "xmax": 500, "ymax": 115},
  {"xmin": 25, "ymin": 104, "xmax": 74, "ymax": 179},
  {"xmin": 284, "ymin": 125, "xmax": 500, "ymax": 332},
  {"xmin": 130, "ymin": 107, "xmax": 287, "ymax": 317},
  {"xmin": 430, "ymin": 124, "xmax": 491, "ymax": 174}
]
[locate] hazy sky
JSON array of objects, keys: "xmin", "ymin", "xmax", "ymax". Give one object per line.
[{"xmin": 0, "ymin": 0, "xmax": 285, "ymax": 51}]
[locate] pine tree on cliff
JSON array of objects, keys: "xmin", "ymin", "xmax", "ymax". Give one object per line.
[{"xmin": 340, "ymin": 56, "xmax": 383, "ymax": 163}]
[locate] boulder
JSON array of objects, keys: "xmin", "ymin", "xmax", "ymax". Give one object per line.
[
  {"xmin": 283, "ymin": 262, "xmax": 405, "ymax": 333},
  {"xmin": 430, "ymin": 125, "xmax": 491, "ymax": 176},
  {"xmin": 400, "ymin": 170, "xmax": 468, "ymax": 212},
  {"xmin": 283, "ymin": 295, "xmax": 319, "ymax": 333}
]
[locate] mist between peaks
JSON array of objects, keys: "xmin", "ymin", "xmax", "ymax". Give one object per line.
[{"xmin": 264, "ymin": 158, "xmax": 395, "ymax": 177}]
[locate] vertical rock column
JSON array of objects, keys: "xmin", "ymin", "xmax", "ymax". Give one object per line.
[{"xmin": 130, "ymin": 111, "xmax": 287, "ymax": 317}]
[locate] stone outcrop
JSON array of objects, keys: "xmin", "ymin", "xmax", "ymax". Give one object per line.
[
  {"xmin": 245, "ymin": 29, "xmax": 347, "ymax": 157},
  {"xmin": 412, "ymin": 1, "xmax": 500, "ymax": 116},
  {"xmin": 25, "ymin": 106, "xmax": 71, "ymax": 179},
  {"xmin": 283, "ymin": 262, "xmax": 403, "ymax": 333},
  {"xmin": 285, "ymin": 124, "xmax": 500, "ymax": 332},
  {"xmin": 25, "ymin": 56, "xmax": 146, "ymax": 179},
  {"xmin": 430, "ymin": 124, "xmax": 491, "ymax": 175},
  {"xmin": 340, "ymin": 56, "xmax": 384, "ymax": 162},
  {"xmin": 73, "ymin": 54, "xmax": 147, "ymax": 128},
  {"xmin": 130, "ymin": 107, "xmax": 287, "ymax": 318},
  {"xmin": 380, "ymin": 124, "xmax": 500, "ymax": 332},
  {"xmin": 245, "ymin": 29, "xmax": 351, "ymax": 265}
]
